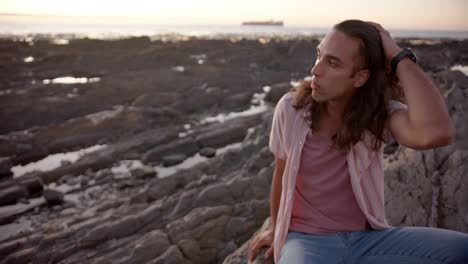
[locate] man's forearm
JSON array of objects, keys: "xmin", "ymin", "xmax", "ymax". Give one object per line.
[
  {"xmin": 396, "ymin": 58, "xmax": 455, "ymax": 138},
  {"xmin": 269, "ymin": 175, "xmax": 282, "ymax": 232}
]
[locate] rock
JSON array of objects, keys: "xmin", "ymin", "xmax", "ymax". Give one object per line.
[
  {"xmin": 447, "ymin": 69, "xmax": 468, "ymax": 89},
  {"xmin": 138, "ymin": 107, "xmax": 182, "ymax": 121},
  {"xmin": 454, "ymin": 113, "xmax": 468, "ymax": 150},
  {"xmin": 80, "ymin": 215, "xmax": 140, "ymax": 247},
  {"xmin": 178, "ymin": 239, "xmax": 201, "ymax": 263},
  {"xmin": 15, "ymin": 143, "xmax": 33, "ymax": 155},
  {"xmin": 264, "ymin": 83, "xmax": 291, "ymax": 103},
  {"xmin": 60, "ymin": 207, "xmax": 80, "ymax": 217},
  {"xmin": 131, "ymin": 166, "xmax": 157, "ymax": 179},
  {"xmin": 143, "ymin": 138, "xmax": 199, "ymax": 163},
  {"xmin": 384, "ymin": 142, "xmax": 399, "ymax": 155},
  {"xmin": 18, "ymin": 197, "xmax": 30, "ymax": 204},
  {"xmin": 222, "ymin": 92, "xmax": 253, "ymax": 111},
  {"xmin": 195, "ymin": 123, "xmax": 249, "ymax": 149},
  {"xmin": 244, "ymin": 146, "xmax": 274, "ymax": 174},
  {"xmin": 218, "ymin": 240, "xmax": 238, "ymax": 263},
  {"xmin": 127, "ymin": 229, "xmax": 172, "ymax": 263},
  {"xmin": 0, "ymin": 247, "xmax": 35, "ymax": 264},
  {"xmin": 0, "ymin": 196, "xmax": 47, "ymax": 225},
  {"xmin": 162, "ymin": 154, "xmax": 187, "ymax": 167},
  {"xmin": 200, "ymin": 147, "xmax": 216, "ymax": 158},
  {"xmin": 0, "ymin": 157, "xmax": 13, "ymax": 177},
  {"xmin": 65, "ymin": 176, "xmax": 80, "ymax": 186},
  {"xmin": 205, "ymin": 86, "xmax": 223, "ymax": 95},
  {"xmin": 19, "ymin": 176, "xmax": 44, "ymax": 194},
  {"xmin": 223, "ymin": 218, "xmax": 274, "ymax": 264},
  {"xmin": 169, "ymin": 189, "xmax": 199, "ymax": 219},
  {"xmin": 85, "ymin": 228, "xmax": 172, "ymax": 264},
  {"xmin": 0, "ymin": 185, "xmax": 29, "ymax": 206},
  {"xmin": 224, "ymin": 216, "xmax": 254, "ymax": 239},
  {"xmin": 185, "ymin": 174, "xmax": 218, "ymax": 189},
  {"xmin": 116, "ymin": 179, "xmax": 136, "ymax": 190},
  {"xmin": 149, "ymin": 245, "xmax": 190, "ymax": 264},
  {"xmin": 80, "ymin": 177, "xmax": 89, "ymax": 187},
  {"xmin": 48, "ymin": 134, "xmax": 103, "ymax": 152},
  {"xmin": 226, "ymin": 176, "xmax": 251, "ymax": 200},
  {"xmin": 166, "ymin": 205, "xmax": 233, "ymax": 243},
  {"xmin": 131, "ymin": 92, "xmax": 179, "ymax": 108},
  {"xmin": 384, "ymin": 146, "xmax": 468, "ymax": 232},
  {"xmin": 196, "ymin": 183, "xmax": 234, "ymax": 205},
  {"xmin": 148, "ymin": 176, "xmax": 186, "ymax": 201},
  {"xmin": 266, "ymin": 59, "xmax": 281, "ymax": 70},
  {"xmin": 43, "ymin": 189, "xmax": 64, "ymax": 205},
  {"xmin": 173, "ymin": 89, "xmax": 223, "ymax": 114},
  {"xmin": 60, "ymin": 174, "xmax": 74, "ymax": 183},
  {"xmin": 60, "ymin": 160, "xmax": 72, "ymax": 167}
]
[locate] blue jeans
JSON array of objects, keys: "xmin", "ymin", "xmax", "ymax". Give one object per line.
[{"xmin": 278, "ymin": 227, "xmax": 468, "ymax": 264}]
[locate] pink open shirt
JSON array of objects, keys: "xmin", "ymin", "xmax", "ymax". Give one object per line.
[{"xmin": 269, "ymin": 92, "xmax": 408, "ymax": 264}]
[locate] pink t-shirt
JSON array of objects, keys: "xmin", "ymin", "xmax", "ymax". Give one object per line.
[{"xmin": 289, "ymin": 130, "xmax": 370, "ymax": 234}]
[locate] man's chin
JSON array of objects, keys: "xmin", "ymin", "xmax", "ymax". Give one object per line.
[{"xmin": 311, "ymin": 92, "xmax": 325, "ymax": 102}]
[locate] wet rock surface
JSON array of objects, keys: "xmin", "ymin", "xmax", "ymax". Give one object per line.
[{"xmin": 0, "ymin": 35, "xmax": 467, "ymax": 263}]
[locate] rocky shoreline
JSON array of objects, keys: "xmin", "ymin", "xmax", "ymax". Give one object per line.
[{"xmin": 0, "ymin": 34, "xmax": 467, "ymax": 263}]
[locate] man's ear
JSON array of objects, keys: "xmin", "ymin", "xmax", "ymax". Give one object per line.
[{"xmin": 353, "ymin": 69, "xmax": 370, "ymax": 88}]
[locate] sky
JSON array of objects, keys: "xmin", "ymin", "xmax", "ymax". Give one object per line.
[{"xmin": 0, "ymin": 0, "xmax": 467, "ymax": 30}]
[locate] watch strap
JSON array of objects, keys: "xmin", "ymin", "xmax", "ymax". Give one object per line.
[{"xmin": 391, "ymin": 48, "xmax": 418, "ymax": 73}]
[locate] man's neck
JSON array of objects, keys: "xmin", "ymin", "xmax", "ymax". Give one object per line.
[{"xmin": 325, "ymin": 99, "xmax": 348, "ymax": 121}]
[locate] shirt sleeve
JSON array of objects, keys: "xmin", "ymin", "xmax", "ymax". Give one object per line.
[
  {"xmin": 269, "ymin": 94, "xmax": 289, "ymax": 160},
  {"xmin": 384, "ymin": 100, "xmax": 408, "ymax": 143}
]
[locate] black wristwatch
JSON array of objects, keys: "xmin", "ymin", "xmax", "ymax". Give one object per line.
[{"xmin": 391, "ymin": 48, "xmax": 418, "ymax": 74}]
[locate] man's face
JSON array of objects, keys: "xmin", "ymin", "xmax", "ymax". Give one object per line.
[{"xmin": 310, "ymin": 29, "xmax": 365, "ymax": 103}]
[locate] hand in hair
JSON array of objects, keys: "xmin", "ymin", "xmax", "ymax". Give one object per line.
[{"xmin": 367, "ymin": 21, "xmax": 403, "ymax": 64}]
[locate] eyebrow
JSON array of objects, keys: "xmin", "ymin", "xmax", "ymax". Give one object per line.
[{"xmin": 316, "ymin": 46, "xmax": 343, "ymax": 64}]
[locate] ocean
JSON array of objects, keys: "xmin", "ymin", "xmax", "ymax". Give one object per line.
[{"xmin": 1, "ymin": 14, "xmax": 467, "ymax": 39}]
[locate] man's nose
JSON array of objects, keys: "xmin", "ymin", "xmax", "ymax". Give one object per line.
[{"xmin": 311, "ymin": 59, "xmax": 322, "ymax": 77}]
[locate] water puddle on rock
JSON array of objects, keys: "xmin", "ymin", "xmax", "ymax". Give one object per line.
[
  {"xmin": 450, "ymin": 65, "xmax": 468, "ymax": 76},
  {"xmin": 190, "ymin": 54, "xmax": 207, "ymax": 64},
  {"xmin": 154, "ymin": 142, "xmax": 243, "ymax": 178},
  {"xmin": 0, "ymin": 89, "xmax": 12, "ymax": 96},
  {"xmin": 11, "ymin": 145, "xmax": 107, "ymax": 178},
  {"xmin": 85, "ymin": 106, "xmax": 124, "ymax": 125},
  {"xmin": 110, "ymin": 160, "xmax": 145, "ymax": 179},
  {"xmin": 0, "ymin": 217, "xmax": 34, "ymax": 242},
  {"xmin": 51, "ymin": 39, "xmax": 70, "ymax": 45},
  {"xmin": 0, "ymin": 197, "xmax": 46, "ymax": 242},
  {"xmin": 200, "ymin": 86, "xmax": 270, "ymax": 124},
  {"xmin": 171, "ymin": 66, "xmax": 185, "ymax": 72},
  {"xmin": 42, "ymin": 76, "xmax": 101, "ymax": 84},
  {"xmin": 23, "ymin": 56, "xmax": 34, "ymax": 63}
]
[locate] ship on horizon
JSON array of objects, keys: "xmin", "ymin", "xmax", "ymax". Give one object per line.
[{"xmin": 241, "ymin": 20, "xmax": 284, "ymax": 26}]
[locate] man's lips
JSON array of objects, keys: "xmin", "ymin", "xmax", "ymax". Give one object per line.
[{"xmin": 310, "ymin": 80, "xmax": 321, "ymax": 90}]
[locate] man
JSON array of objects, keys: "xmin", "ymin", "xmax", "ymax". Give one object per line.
[{"xmin": 248, "ymin": 20, "xmax": 468, "ymax": 264}]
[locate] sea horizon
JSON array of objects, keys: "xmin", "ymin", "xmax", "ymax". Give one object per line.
[{"xmin": 1, "ymin": 13, "xmax": 468, "ymax": 39}]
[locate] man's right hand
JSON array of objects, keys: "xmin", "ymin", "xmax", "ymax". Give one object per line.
[{"xmin": 248, "ymin": 228, "xmax": 275, "ymax": 262}]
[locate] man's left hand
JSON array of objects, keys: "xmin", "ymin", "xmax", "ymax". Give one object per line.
[{"xmin": 367, "ymin": 21, "xmax": 402, "ymax": 64}]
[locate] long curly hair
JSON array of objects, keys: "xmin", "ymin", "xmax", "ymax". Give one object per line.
[{"xmin": 293, "ymin": 19, "xmax": 404, "ymax": 151}]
